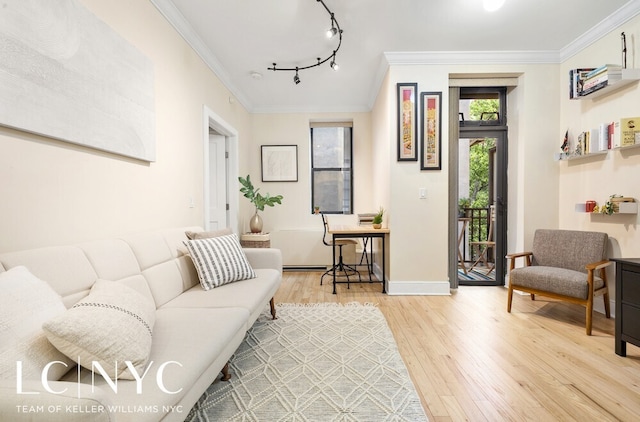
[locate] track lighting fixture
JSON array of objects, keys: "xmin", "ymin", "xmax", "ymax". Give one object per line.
[
  {"xmin": 330, "ymin": 53, "xmax": 339, "ymax": 71},
  {"xmin": 268, "ymin": 0, "xmax": 343, "ymax": 84}
]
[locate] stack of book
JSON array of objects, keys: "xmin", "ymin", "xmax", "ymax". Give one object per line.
[
  {"xmin": 581, "ymin": 64, "xmax": 622, "ymax": 96},
  {"xmin": 569, "ymin": 68, "xmax": 594, "ymax": 99},
  {"xmin": 570, "ymin": 65, "xmax": 623, "ymax": 98}
]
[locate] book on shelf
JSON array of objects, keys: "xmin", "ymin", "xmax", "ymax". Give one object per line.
[
  {"xmin": 620, "ymin": 117, "xmax": 640, "ymax": 147},
  {"xmin": 582, "ymin": 75, "xmax": 607, "ymax": 91},
  {"xmin": 570, "ymin": 64, "xmax": 626, "ymax": 98},
  {"xmin": 584, "ymin": 64, "xmax": 621, "ymax": 79},
  {"xmin": 580, "ymin": 80, "xmax": 609, "ymax": 96},
  {"xmin": 569, "ymin": 68, "xmax": 594, "ymax": 99}
]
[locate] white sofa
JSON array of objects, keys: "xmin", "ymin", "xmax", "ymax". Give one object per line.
[{"xmin": 0, "ymin": 227, "xmax": 282, "ymax": 422}]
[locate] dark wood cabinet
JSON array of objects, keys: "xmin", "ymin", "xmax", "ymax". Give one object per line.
[{"xmin": 612, "ymin": 258, "xmax": 640, "ymax": 356}]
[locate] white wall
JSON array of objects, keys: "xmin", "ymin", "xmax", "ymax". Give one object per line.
[
  {"xmin": 0, "ymin": 0, "xmax": 251, "ymax": 252},
  {"xmin": 245, "ymin": 112, "xmax": 373, "ymax": 266},
  {"xmin": 558, "ymin": 14, "xmax": 640, "ymax": 307},
  {"xmin": 374, "ymin": 63, "xmax": 560, "ymax": 293}
]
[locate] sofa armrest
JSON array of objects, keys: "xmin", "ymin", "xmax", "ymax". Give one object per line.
[
  {"xmin": 0, "ymin": 380, "xmax": 113, "ymax": 422},
  {"xmin": 585, "ymin": 259, "xmax": 612, "ymax": 272},
  {"xmin": 505, "ymin": 251, "xmax": 533, "ymax": 271},
  {"xmin": 243, "ymin": 248, "xmax": 282, "ymax": 273}
]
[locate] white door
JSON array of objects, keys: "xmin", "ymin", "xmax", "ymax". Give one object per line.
[{"xmin": 208, "ymin": 134, "xmax": 227, "ymax": 230}]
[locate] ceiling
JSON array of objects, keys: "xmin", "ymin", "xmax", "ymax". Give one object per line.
[{"xmin": 151, "ymin": 0, "xmax": 638, "ymax": 113}]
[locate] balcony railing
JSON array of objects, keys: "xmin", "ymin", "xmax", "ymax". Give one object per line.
[{"xmin": 459, "ymin": 207, "xmax": 492, "ymax": 264}]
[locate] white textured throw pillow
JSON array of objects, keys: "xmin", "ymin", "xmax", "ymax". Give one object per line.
[
  {"xmin": 42, "ymin": 280, "xmax": 156, "ymax": 380},
  {"xmin": 0, "ymin": 266, "xmax": 74, "ymax": 381},
  {"xmin": 184, "ymin": 233, "xmax": 256, "ymax": 290}
]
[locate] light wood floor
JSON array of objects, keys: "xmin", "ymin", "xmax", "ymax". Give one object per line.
[{"xmin": 274, "ymin": 271, "xmax": 640, "ymax": 422}]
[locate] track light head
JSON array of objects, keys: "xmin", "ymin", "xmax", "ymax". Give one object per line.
[
  {"xmin": 326, "ymin": 26, "xmax": 338, "ymax": 38},
  {"xmin": 330, "ymin": 59, "xmax": 339, "ymax": 71},
  {"xmin": 293, "ymin": 69, "xmax": 301, "ymax": 84}
]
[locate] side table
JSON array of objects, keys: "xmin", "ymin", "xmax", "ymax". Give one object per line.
[{"xmin": 240, "ymin": 233, "xmax": 270, "ymax": 248}]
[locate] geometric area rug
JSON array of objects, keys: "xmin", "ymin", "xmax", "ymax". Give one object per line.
[{"xmin": 185, "ymin": 303, "xmax": 428, "ymax": 421}]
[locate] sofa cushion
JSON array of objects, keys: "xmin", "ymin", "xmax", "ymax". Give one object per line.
[
  {"xmin": 184, "ymin": 233, "xmax": 256, "ymax": 290},
  {"xmin": 185, "ymin": 227, "xmax": 232, "ymax": 240},
  {"xmin": 161, "ymin": 268, "xmax": 281, "ymax": 328},
  {"xmin": 43, "ymin": 280, "xmax": 156, "ymax": 380},
  {"xmin": 510, "ymin": 266, "xmax": 605, "ymax": 299},
  {"xmin": 60, "ymin": 307, "xmax": 250, "ymax": 422},
  {"xmin": 0, "ymin": 266, "xmax": 74, "ymax": 381}
]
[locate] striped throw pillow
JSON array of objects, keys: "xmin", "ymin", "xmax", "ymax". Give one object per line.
[{"xmin": 184, "ymin": 233, "xmax": 256, "ymax": 290}]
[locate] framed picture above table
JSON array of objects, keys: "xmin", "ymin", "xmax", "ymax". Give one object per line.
[{"xmin": 261, "ymin": 145, "xmax": 298, "ymax": 182}]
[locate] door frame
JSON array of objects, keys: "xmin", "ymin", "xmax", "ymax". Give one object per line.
[
  {"xmin": 448, "ymin": 87, "xmax": 508, "ymax": 288},
  {"xmin": 457, "ymin": 127, "xmax": 508, "ymax": 286},
  {"xmin": 203, "ymin": 106, "xmax": 238, "ymax": 232}
]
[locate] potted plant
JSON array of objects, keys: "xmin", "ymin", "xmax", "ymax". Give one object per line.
[
  {"xmin": 238, "ymin": 175, "xmax": 283, "ymax": 233},
  {"xmin": 313, "ymin": 206, "xmax": 321, "ymax": 214},
  {"xmin": 372, "ymin": 206, "xmax": 384, "ymax": 229},
  {"xmin": 458, "ymin": 197, "xmax": 471, "ymax": 217}
]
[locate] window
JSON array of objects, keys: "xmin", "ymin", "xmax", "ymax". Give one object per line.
[
  {"xmin": 310, "ymin": 125, "xmax": 353, "ymax": 214},
  {"xmin": 458, "ymin": 87, "xmax": 506, "ymax": 127}
]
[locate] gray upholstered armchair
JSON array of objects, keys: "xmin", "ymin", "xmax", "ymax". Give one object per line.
[{"xmin": 506, "ymin": 229, "xmax": 612, "ymax": 335}]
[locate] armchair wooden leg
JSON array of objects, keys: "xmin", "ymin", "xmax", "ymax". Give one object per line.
[
  {"xmin": 507, "ymin": 285, "xmax": 513, "ymax": 312},
  {"xmin": 586, "ymin": 300, "xmax": 593, "ymax": 336},
  {"xmin": 603, "ymin": 292, "xmax": 611, "ymax": 318},
  {"xmin": 270, "ymin": 297, "xmax": 277, "ymax": 320}
]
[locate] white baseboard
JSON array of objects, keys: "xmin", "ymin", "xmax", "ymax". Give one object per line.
[{"xmin": 385, "ymin": 280, "xmax": 451, "ymax": 295}]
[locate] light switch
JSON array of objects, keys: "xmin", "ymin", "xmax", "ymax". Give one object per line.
[{"xmin": 419, "ymin": 188, "xmax": 427, "ymax": 199}]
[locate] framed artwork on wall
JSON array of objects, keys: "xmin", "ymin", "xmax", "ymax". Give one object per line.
[
  {"xmin": 397, "ymin": 83, "xmax": 418, "ymax": 161},
  {"xmin": 420, "ymin": 91, "xmax": 442, "ymax": 170},
  {"xmin": 261, "ymin": 145, "xmax": 298, "ymax": 182}
]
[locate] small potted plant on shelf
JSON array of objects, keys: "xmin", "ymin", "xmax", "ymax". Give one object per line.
[
  {"xmin": 372, "ymin": 206, "xmax": 384, "ymax": 229},
  {"xmin": 238, "ymin": 175, "xmax": 283, "ymax": 233},
  {"xmin": 313, "ymin": 205, "xmax": 320, "ymax": 214}
]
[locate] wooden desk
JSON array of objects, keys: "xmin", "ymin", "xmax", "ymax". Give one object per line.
[{"xmin": 327, "ymin": 224, "xmax": 390, "ymax": 294}]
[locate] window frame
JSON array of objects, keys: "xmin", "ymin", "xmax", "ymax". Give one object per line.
[{"xmin": 310, "ymin": 125, "xmax": 354, "ymax": 215}]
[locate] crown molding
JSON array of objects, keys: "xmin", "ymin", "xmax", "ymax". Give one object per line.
[
  {"xmin": 383, "ymin": 50, "xmax": 561, "ymax": 65},
  {"xmin": 250, "ymin": 104, "xmax": 371, "ymax": 114},
  {"xmin": 149, "ymin": 0, "xmax": 253, "ymax": 112},
  {"xmin": 560, "ymin": 0, "xmax": 640, "ymax": 61}
]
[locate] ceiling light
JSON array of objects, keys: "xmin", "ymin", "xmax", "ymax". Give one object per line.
[
  {"xmin": 268, "ymin": 0, "xmax": 343, "ymax": 84},
  {"xmin": 330, "ymin": 53, "xmax": 339, "ymax": 71},
  {"xmin": 250, "ymin": 71, "xmax": 262, "ymax": 80},
  {"xmin": 483, "ymin": 0, "xmax": 505, "ymax": 12}
]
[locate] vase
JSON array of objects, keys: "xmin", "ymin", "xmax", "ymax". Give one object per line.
[
  {"xmin": 249, "ymin": 212, "xmax": 263, "ymax": 233},
  {"xmin": 372, "ymin": 223, "xmax": 382, "ymax": 229}
]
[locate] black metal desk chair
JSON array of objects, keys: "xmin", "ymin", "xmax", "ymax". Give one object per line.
[{"xmin": 320, "ymin": 214, "xmax": 361, "ymax": 287}]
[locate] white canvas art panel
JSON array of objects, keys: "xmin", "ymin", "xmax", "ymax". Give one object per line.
[{"xmin": 0, "ymin": 0, "xmax": 155, "ymax": 161}]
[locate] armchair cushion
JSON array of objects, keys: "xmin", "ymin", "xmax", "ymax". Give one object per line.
[
  {"xmin": 509, "ymin": 266, "xmax": 605, "ymax": 300},
  {"xmin": 531, "ymin": 229, "xmax": 608, "ymax": 273}
]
